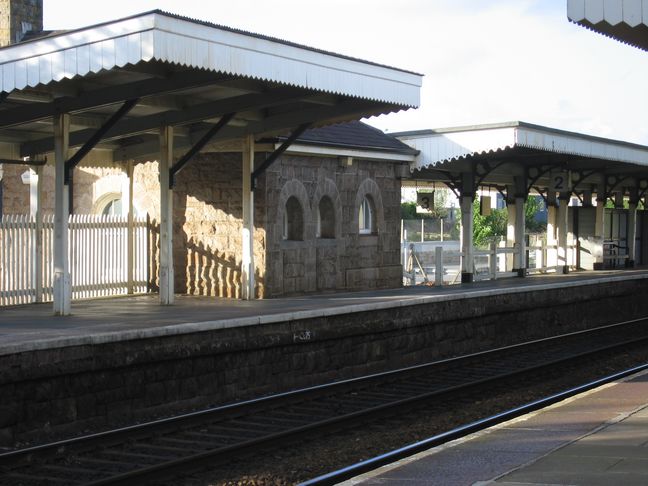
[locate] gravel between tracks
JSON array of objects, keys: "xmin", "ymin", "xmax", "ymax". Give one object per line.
[{"xmin": 171, "ymin": 342, "xmax": 648, "ymax": 486}]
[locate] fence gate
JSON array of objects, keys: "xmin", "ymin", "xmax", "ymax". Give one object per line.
[{"xmin": 0, "ymin": 214, "xmax": 151, "ymax": 306}]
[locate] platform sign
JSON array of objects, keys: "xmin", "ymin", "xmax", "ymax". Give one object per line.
[
  {"xmin": 549, "ymin": 171, "xmax": 571, "ymax": 193},
  {"xmin": 416, "ymin": 191, "xmax": 434, "ymax": 213}
]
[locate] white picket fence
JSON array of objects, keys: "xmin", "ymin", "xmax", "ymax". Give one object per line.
[{"xmin": 0, "ymin": 214, "xmax": 151, "ymax": 306}]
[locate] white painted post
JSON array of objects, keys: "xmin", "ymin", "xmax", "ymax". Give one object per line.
[
  {"xmin": 30, "ymin": 166, "xmax": 43, "ymax": 302},
  {"xmin": 546, "ymin": 202, "xmax": 558, "ymax": 269},
  {"xmin": 489, "ymin": 242, "xmax": 497, "ymax": 280},
  {"xmin": 506, "ymin": 199, "xmax": 516, "ymax": 271},
  {"xmin": 515, "ymin": 196, "xmax": 526, "ymax": 276},
  {"xmin": 420, "ymin": 219, "xmax": 424, "ymax": 242},
  {"xmin": 440, "ymin": 218, "xmax": 444, "ymax": 242},
  {"xmin": 241, "ymin": 134, "xmax": 255, "ymax": 300},
  {"xmin": 435, "ymin": 246, "xmax": 443, "ymax": 286},
  {"xmin": 557, "ymin": 196, "xmax": 569, "ymax": 273},
  {"xmin": 594, "ymin": 182, "xmax": 607, "ymax": 270},
  {"xmin": 125, "ymin": 160, "xmax": 134, "ymax": 294},
  {"xmin": 159, "ymin": 126, "xmax": 174, "ymax": 305},
  {"xmin": 628, "ymin": 200, "xmax": 637, "ymax": 267},
  {"xmin": 460, "ymin": 195, "xmax": 473, "ymax": 283},
  {"xmin": 53, "ymin": 114, "xmax": 71, "ymax": 315},
  {"xmin": 408, "ymin": 243, "xmax": 416, "ymax": 285}
]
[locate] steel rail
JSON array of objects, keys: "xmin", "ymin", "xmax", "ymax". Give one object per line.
[
  {"xmin": 2, "ymin": 317, "xmax": 648, "ymax": 484},
  {"xmin": 299, "ymin": 362, "xmax": 648, "ymax": 486}
]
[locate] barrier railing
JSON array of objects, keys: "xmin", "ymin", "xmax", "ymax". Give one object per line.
[
  {"xmin": 1, "ymin": 214, "xmax": 151, "ymax": 306},
  {"xmin": 403, "ymin": 241, "xmax": 585, "ymax": 286}
]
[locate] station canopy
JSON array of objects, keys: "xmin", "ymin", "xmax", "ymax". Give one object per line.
[
  {"xmin": 568, "ymin": 0, "xmax": 648, "ymax": 51},
  {"xmin": 394, "ymin": 121, "xmax": 648, "ymax": 197},
  {"xmin": 0, "ymin": 10, "xmax": 422, "ymax": 162}
]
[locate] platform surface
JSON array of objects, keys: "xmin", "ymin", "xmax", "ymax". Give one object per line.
[
  {"xmin": 1, "ymin": 269, "xmax": 646, "ymax": 355},
  {"xmin": 346, "ymin": 369, "xmax": 648, "ymax": 486}
]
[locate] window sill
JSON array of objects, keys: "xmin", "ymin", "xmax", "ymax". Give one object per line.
[{"xmin": 358, "ymin": 234, "xmax": 378, "ymax": 246}]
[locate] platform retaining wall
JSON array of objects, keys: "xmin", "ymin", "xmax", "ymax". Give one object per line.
[{"xmin": 1, "ymin": 278, "xmax": 647, "ymax": 447}]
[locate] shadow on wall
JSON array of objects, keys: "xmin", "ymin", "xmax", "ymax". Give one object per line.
[
  {"xmin": 184, "ymin": 237, "xmax": 266, "ymax": 299},
  {"xmin": 185, "ymin": 237, "xmax": 240, "ymax": 298}
]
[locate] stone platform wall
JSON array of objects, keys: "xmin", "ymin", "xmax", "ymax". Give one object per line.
[{"xmin": 1, "ymin": 278, "xmax": 647, "ymax": 447}]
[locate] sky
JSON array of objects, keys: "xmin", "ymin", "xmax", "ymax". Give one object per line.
[{"xmin": 44, "ymin": 0, "xmax": 648, "ymax": 145}]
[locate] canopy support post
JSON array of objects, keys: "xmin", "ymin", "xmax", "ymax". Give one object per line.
[{"xmin": 53, "ymin": 113, "xmax": 71, "ymax": 315}]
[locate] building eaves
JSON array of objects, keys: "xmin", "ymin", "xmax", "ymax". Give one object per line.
[
  {"xmin": 395, "ymin": 121, "xmax": 648, "ymax": 170},
  {"xmin": 269, "ymin": 121, "xmax": 419, "ymax": 155}
]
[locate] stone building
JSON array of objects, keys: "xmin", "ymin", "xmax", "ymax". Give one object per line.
[
  {"xmin": 0, "ymin": 3, "xmax": 422, "ymax": 309},
  {"xmin": 2, "ymin": 121, "xmax": 417, "ymax": 297},
  {"xmin": 0, "ymin": 0, "xmax": 42, "ymax": 47}
]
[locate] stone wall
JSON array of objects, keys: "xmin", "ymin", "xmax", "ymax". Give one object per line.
[
  {"xmin": 263, "ymin": 155, "xmax": 403, "ymax": 296},
  {"xmin": 1, "ymin": 278, "xmax": 646, "ymax": 446},
  {"xmin": 0, "ymin": 0, "xmax": 42, "ymax": 47},
  {"xmin": 172, "ymin": 153, "xmax": 267, "ymax": 298},
  {"xmin": 1, "ymin": 151, "xmax": 403, "ymax": 298}
]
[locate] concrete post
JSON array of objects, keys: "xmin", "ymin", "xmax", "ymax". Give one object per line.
[
  {"xmin": 53, "ymin": 113, "xmax": 71, "ymax": 315},
  {"xmin": 460, "ymin": 194, "xmax": 474, "ymax": 283},
  {"xmin": 557, "ymin": 194, "xmax": 570, "ymax": 273},
  {"xmin": 489, "ymin": 241, "xmax": 498, "ymax": 280},
  {"xmin": 435, "ymin": 246, "xmax": 443, "ymax": 286},
  {"xmin": 241, "ymin": 134, "xmax": 255, "ymax": 300},
  {"xmin": 159, "ymin": 126, "xmax": 174, "ymax": 305}
]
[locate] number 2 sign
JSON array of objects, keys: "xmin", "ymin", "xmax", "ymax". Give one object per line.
[{"xmin": 549, "ymin": 171, "xmax": 571, "ymax": 192}]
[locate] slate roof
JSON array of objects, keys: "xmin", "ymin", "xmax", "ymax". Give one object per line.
[{"xmin": 274, "ymin": 121, "xmax": 418, "ymax": 155}]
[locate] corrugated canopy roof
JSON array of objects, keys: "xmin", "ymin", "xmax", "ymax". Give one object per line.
[
  {"xmin": 568, "ymin": 0, "xmax": 648, "ymax": 51},
  {"xmin": 394, "ymin": 121, "xmax": 648, "ymax": 194},
  {"xmin": 0, "ymin": 10, "xmax": 422, "ymax": 162}
]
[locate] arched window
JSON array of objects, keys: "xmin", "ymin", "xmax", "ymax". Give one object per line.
[
  {"xmin": 93, "ymin": 192, "xmax": 123, "ymax": 216},
  {"xmin": 283, "ymin": 196, "xmax": 304, "ymax": 241},
  {"xmin": 317, "ymin": 196, "xmax": 336, "ymax": 239},
  {"xmin": 101, "ymin": 196, "xmax": 122, "ymax": 216},
  {"xmin": 358, "ymin": 195, "xmax": 375, "ymax": 234}
]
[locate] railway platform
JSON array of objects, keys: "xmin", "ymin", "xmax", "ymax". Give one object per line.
[
  {"xmin": 2, "ymin": 268, "xmax": 648, "ymax": 448},
  {"xmin": 347, "ymin": 369, "xmax": 648, "ymax": 486},
  {"xmin": 2, "ymin": 268, "xmax": 648, "ymax": 354}
]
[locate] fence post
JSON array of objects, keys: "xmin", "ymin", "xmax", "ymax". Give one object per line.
[
  {"xmin": 30, "ymin": 166, "xmax": 43, "ymax": 302},
  {"xmin": 421, "ymin": 219, "xmax": 424, "ymax": 242},
  {"xmin": 126, "ymin": 160, "xmax": 134, "ymax": 294},
  {"xmin": 489, "ymin": 242, "xmax": 497, "ymax": 280},
  {"xmin": 435, "ymin": 246, "xmax": 443, "ymax": 286},
  {"xmin": 440, "ymin": 218, "xmax": 444, "ymax": 242},
  {"xmin": 408, "ymin": 243, "xmax": 416, "ymax": 285}
]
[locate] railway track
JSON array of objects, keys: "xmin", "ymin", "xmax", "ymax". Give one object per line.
[{"xmin": 2, "ymin": 317, "xmax": 648, "ymax": 485}]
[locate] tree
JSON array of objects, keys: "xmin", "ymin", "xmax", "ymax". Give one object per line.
[
  {"xmin": 524, "ymin": 196, "xmax": 546, "ymax": 234},
  {"xmin": 472, "ymin": 199, "xmax": 507, "ymax": 247},
  {"xmin": 472, "ymin": 196, "xmax": 546, "ymax": 247}
]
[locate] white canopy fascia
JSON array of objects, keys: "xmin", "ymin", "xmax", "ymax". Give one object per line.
[
  {"xmin": 0, "ymin": 11, "xmax": 421, "ymax": 107},
  {"xmin": 396, "ymin": 122, "xmax": 648, "ymax": 171},
  {"xmin": 567, "ymin": 0, "xmax": 648, "ymax": 51}
]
